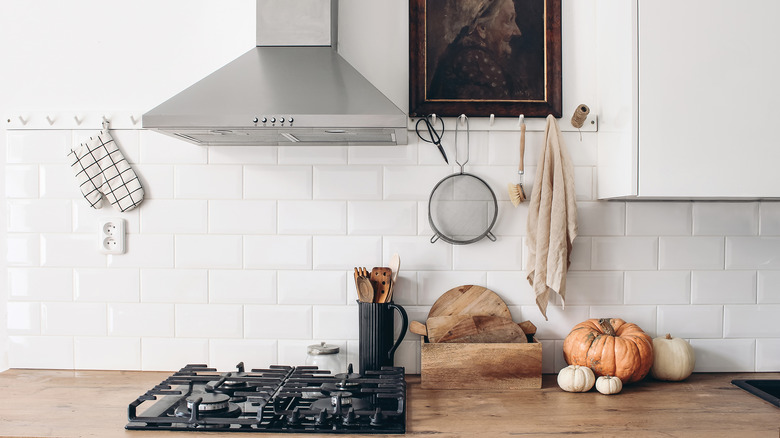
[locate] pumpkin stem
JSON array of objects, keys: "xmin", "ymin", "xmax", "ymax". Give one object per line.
[
  {"xmin": 665, "ymin": 333, "xmax": 672, "ymax": 340},
  {"xmin": 598, "ymin": 318, "xmax": 617, "ymax": 336}
]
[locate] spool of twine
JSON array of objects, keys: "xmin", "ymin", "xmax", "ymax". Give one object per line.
[{"xmin": 570, "ymin": 104, "xmax": 590, "ymax": 129}]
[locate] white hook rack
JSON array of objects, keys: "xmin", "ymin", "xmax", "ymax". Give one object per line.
[
  {"xmin": 4, "ymin": 111, "xmax": 143, "ymax": 130},
  {"xmin": 409, "ymin": 113, "xmax": 597, "ymax": 132}
]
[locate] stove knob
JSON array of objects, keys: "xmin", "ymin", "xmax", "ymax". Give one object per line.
[{"xmin": 342, "ymin": 407, "xmax": 357, "ymax": 426}]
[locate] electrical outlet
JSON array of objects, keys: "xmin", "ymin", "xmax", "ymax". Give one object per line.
[{"xmin": 98, "ymin": 217, "xmax": 125, "ymax": 255}]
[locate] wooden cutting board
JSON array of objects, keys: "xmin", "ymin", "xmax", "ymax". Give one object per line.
[
  {"xmin": 427, "ymin": 285, "xmax": 512, "ymax": 320},
  {"xmin": 427, "ymin": 315, "xmax": 528, "ymax": 343}
]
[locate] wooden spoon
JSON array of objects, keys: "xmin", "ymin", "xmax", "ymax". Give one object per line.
[
  {"xmin": 387, "ymin": 253, "xmax": 400, "ymax": 302},
  {"xmin": 356, "ymin": 276, "xmax": 375, "ymax": 303},
  {"xmin": 371, "ymin": 267, "xmax": 392, "ymax": 303}
]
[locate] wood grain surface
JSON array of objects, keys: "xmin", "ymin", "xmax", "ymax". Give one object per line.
[
  {"xmin": 427, "ymin": 285, "xmax": 511, "ymax": 320},
  {"xmin": 426, "ymin": 315, "xmax": 528, "ymax": 343},
  {"xmin": 0, "ymin": 369, "xmax": 779, "ymax": 437}
]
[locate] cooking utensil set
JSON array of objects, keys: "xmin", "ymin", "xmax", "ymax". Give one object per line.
[{"xmin": 354, "ymin": 254, "xmax": 400, "ymax": 303}]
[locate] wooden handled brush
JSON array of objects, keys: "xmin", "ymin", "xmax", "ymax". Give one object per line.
[{"xmin": 508, "ymin": 121, "xmax": 526, "ymax": 206}]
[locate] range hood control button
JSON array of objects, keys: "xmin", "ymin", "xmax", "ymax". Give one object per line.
[
  {"xmin": 289, "ymin": 117, "xmax": 294, "ymax": 123},
  {"xmin": 270, "ymin": 117, "xmax": 276, "ymax": 123},
  {"xmin": 280, "ymin": 117, "xmax": 285, "ymax": 123},
  {"xmin": 253, "ymin": 117, "xmax": 259, "ymax": 124},
  {"xmin": 261, "ymin": 117, "xmax": 268, "ymax": 124}
]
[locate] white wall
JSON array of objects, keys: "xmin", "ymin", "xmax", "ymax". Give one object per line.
[{"xmin": 2, "ymin": 0, "xmax": 778, "ymax": 374}]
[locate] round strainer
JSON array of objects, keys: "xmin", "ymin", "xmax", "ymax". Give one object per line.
[{"xmin": 428, "ymin": 115, "xmax": 498, "ymax": 245}]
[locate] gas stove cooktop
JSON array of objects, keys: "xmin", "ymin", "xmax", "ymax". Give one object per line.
[{"xmin": 126, "ymin": 363, "xmax": 406, "ymax": 434}]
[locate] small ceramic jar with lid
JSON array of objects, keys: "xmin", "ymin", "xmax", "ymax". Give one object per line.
[{"xmin": 305, "ymin": 342, "xmax": 344, "ymax": 374}]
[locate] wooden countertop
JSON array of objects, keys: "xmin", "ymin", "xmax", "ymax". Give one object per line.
[{"xmin": 0, "ymin": 369, "xmax": 778, "ymax": 438}]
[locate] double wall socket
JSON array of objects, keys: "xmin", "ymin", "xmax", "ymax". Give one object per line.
[{"xmin": 99, "ymin": 217, "xmax": 125, "ymax": 255}]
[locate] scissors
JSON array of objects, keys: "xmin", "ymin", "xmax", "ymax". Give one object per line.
[{"xmin": 415, "ymin": 115, "xmax": 449, "ymax": 164}]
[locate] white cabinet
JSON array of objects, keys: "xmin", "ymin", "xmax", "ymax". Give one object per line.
[{"xmin": 596, "ymin": 0, "xmax": 780, "ymax": 199}]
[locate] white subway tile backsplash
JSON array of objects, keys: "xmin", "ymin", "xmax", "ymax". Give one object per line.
[
  {"xmin": 5, "ymin": 164, "xmax": 38, "ymax": 198},
  {"xmin": 141, "ymin": 269, "xmax": 208, "ymax": 303},
  {"xmin": 387, "ymin": 271, "xmax": 418, "ymax": 306},
  {"xmin": 492, "ymin": 201, "xmax": 526, "ymax": 236},
  {"xmin": 139, "ymin": 131, "xmax": 207, "ymax": 164},
  {"xmin": 486, "ymin": 271, "xmax": 535, "ymax": 306},
  {"xmin": 108, "ymin": 235, "xmax": 174, "ymax": 268},
  {"xmin": 141, "ymin": 338, "xmax": 209, "ymax": 371},
  {"xmin": 383, "ymin": 236, "xmax": 452, "ymax": 271},
  {"xmin": 565, "ymin": 271, "xmax": 623, "ymax": 305},
  {"xmin": 727, "ymin": 237, "xmax": 780, "ymax": 269},
  {"xmin": 279, "ymin": 146, "xmax": 347, "ymax": 165},
  {"xmin": 208, "ymin": 270, "xmax": 276, "ymax": 304},
  {"xmin": 348, "ymin": 144, "xmax": 417, "ymax": 165},
  {"xmin": 452, "ymin": 237, "xmax": 523, "ymax": 271},
  {"xmin": 175, "ymin": 235, "xmax": 242, "ymax": 269},
  {"xmin": 576, "ymin": 201, "xmax": 625, "ymax": 236},
  {"xmin": 691, "ymin": 271, "xmax": 756, "ymax": 304},
  {"xmin": 108, "ymin": 130, "xmax": 140, "ymax": 164},
  {"xmin": 244, "ymin": 166, "xmax": 312, "ymax": 200},
  {"xmin": 394, "ymin": 340, "xmax": 420, "ymax": 374},
  {"xmin": 487, "ymin": 131, "xmax": 523, "ymax": 166},
  {"xmin": 574, "ymin": 167, "xmax": 594, "ymax": 201},
  {"xmin": 209, "ymin": 200, "xmax": 276, "ymax": 234},
  {"xmin": 74, "ymin": 268, "xmax": 139, "ymax": 302},
  {"xmin": 133, "ymin": 164, "xmax": 175, "ymax": 199},
  {"xmin": 41, "ymin": 163, "xmax": 79, "ymax": 198},
  {"xmin": 313, "ymin": 306, "xmax": 358, "ymax": 340},
  {"xmin": 278, "ymin": 271, "xmax": 347, "ymax": 305},
  {"xmin": 244, "ymin": 236, "xmax": 312, "ymax": 269},
  {"xmin": 7, "ymin": 130, "xmax": 70, "ymax": 163},
  {"xmin": 759, "ymin": 202, "xmax": 780, "ymax": 235},
  {"xmin": 42, "ymin": 302, "xmax": 106, "ymax": 336},
  {"xmin": 521, "ymin": 305, "xmax": 590, "ymax": 340},
  {"xmin": 7, "ymin": 302, "xmax": 40, "ymax": 335},
  {"xmin": 417, "ymin": 271, "xmax": 487, "ymax": 305},
  {"xmin": 140, "ymin": 200, "xmax": 208, "ymax": 233},
  {"xmin": 7, "ymin": 267, "xmax": 73, "ymax": 301},
  {"xmin": 209, "ymin": 339, "xmax": 278, "ymax": 372},
  {"xmin": 108, "ymin": 303, "xmax": 174, "ymax": 337},
  {"xmin": 626, "ymin": 202, "xmax": 692, "ymax": 236},
  {"xmin": 175, "ymin": 165, "xmax": 242, "ymax": 199},
  {"xmin": 7, "ymin": 233, "xmax": 41, "ymax": 266},
  {"xmin": 42, "ymin": 234, "xmax": 106, "ymax": 268},
  {"xmin": 313, "ymin": 236, "xmax": 382, "ymax": 270},
  {"xmin": 591, "ymin": 237, "xmax": 658, "ymax": 270},
  {"xmin": 175, "ymin": 304, "xmax": 243, "ymax": 338},
  {"xmin": 624, "ymin": 271, "xmax": 691, "ymax": 305},
  {"xmin": 758, "ymin": 271, "xmax": 780, "ymax": 304},
  {"xmin": 689, "ymin": 339, "xmax": 755, "ymax": 372},
  {"xmin": 209, "ymin": 146, "xmax": 277, "ymax": 165},
  {"xmin": 568, "ymin": 236, "xmax": 592, "ymax": 271},
  {"xmin": 245, "ymin": 305, "xmax": 312, "ymax": 339},
  {"xmin": 278, "ymin": 201, "xmax": 346, "ymax": 235},
  {"xmin": 724, "ymin": 305, "xmax": 780, "ymax": 338},
  {"xmin": 657, "ymin": 305, "xmax": 723, "ymax": 338},
  {"xmin": 72, "ymin": 200, "xmax": 139, "ymax": 234},
  {"xmin": 693, "ymin": 202, "xmax": 758, "ymax": 236},
  {"xmin": 383, "ymin": 166, "xmax": 451, "ymax": 200},
  {"xmin": 314, "ymin": 165, "xmax": 382, "ymax": 200},
  {"xmin": 348, "ymin": 201, "xmax": 416, "ymax": 236},
  {"xmin": 756, "ymin": 339, "xmax": 780, "ymax": 372},
  {"xmin": 9, "ymin": 336, "xmax": 74, "ymax": 369},
  {"xmin": 659, "ymin": 237, "xmax": 724, "ymax": 270},
  {"xmin": 74, "ymin": 337, "xmax": 140, "ymax": 370}
]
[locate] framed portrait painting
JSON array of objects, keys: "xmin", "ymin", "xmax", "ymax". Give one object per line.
[{"xmin": 409, "ymin": 0, "xmax": 562, "ymax": 118}]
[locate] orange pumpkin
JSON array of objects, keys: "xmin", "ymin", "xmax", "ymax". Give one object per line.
[{"xmin": 563, "ymin": 318, "xmax": 654, "ymax": 384}]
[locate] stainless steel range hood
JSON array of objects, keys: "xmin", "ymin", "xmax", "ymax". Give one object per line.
[{"xmin": 142, "ymin": 0, "xmax": 407, "ymax": 146}]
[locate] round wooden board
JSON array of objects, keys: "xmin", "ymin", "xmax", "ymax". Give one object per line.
[{"xmin": 427, "ymin": 285, "xmax": 511, "ymax": 320}]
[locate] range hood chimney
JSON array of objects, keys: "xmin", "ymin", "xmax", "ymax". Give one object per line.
[{"xmin": 142, "ymin": 0, "xmax": 408, "ymax": 146}]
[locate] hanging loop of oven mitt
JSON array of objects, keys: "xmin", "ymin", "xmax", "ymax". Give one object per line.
[{"xmin": 67, "ymin": 120, "xmax": 144, "ymax": 212}]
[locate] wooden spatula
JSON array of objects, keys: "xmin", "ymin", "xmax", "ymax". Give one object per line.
[{"xmin": 370, "ymin": 267, "xmax": 392, "ymax": 303}]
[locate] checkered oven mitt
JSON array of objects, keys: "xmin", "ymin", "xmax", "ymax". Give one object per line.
[{"xmin": 67, "ymin": 122, "xmax": 144, "ymax": 212}]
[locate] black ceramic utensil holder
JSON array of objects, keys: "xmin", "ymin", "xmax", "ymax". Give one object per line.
[{"xmin": 358, "ymin": 300, "xmax": 408, "ymax": 375}]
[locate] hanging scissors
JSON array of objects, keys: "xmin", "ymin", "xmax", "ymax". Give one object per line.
[{"xmin": 415, "ymin": 115, "xmax": 449, "ymax": 164}]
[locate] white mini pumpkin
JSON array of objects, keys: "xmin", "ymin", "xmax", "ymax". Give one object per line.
[
  {"xmin": 557, "ymin": 365, "xmax": 595, "ymax": 392},
  {"xmin": 651, "ymin": 334, "xmax": 695, "ymax": 381},
  {"xmin": 595, "ymin": 375, "xmax": 622, "ymax": 395}
]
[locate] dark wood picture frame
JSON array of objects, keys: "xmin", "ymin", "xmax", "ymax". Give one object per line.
[{"xmin": 409, "ymin": 0, "xmax": 561, "ymax": 118}]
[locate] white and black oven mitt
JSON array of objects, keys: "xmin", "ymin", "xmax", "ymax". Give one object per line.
[{"xmin": 67, "ymin": 121, "xmax": 144, "ymax": 212}]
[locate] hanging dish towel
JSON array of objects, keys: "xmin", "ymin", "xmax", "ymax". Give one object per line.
[
  {"xmin": 526, "ymin": 115, "xmax": 578, "ymax": 320},
  {"xmin": 67, "ymin": 121, "xmax": 144, "ymax": 212}
]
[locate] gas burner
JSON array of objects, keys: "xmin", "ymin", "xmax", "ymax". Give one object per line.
[{"xmin": 127, "ymin": 363, "xmax": 406, "ymax": 434}]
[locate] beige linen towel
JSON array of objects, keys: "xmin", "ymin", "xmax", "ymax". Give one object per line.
[{"xmin": 526, "ymin": 115, "xmax": 578, "ymax": 320}]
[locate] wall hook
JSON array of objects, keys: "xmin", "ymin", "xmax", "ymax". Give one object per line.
[
  {"xmin": 489, "ymin": 114, "xmax": 495, "ymax": 126},
  {"xmin": 18, "ymin": 115, "xmax": 28, "ymax": 125},
  {"xmin": 130, "ymin": 115, "xmax": 138, "ymax": 125},
  {"xmin": 73, "ymin": 115, "xmax": 83, "ymax": 125},
  {"xmin": 102, "ymin": 115, "xmax": 110, "ymax": 123},
  {"xmin": 518, "ymin": 114, "xmax": 525, "ymax": 126},
  {"xmin": 46, "ymin": 115, "xmax": 56, "ymax": 125},
  {"xmin": 459, "ymin": 114, "xmax": 467, "ymax": 126}
]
